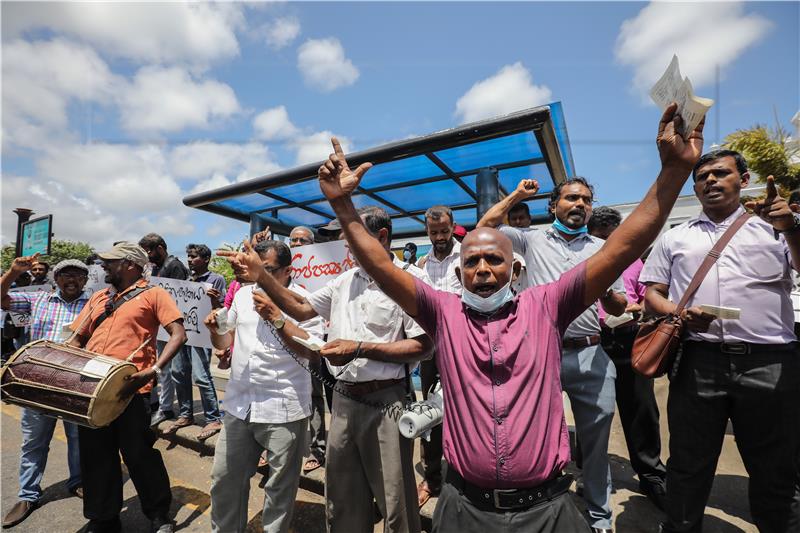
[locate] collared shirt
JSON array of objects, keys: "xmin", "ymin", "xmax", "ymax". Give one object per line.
[
  {"xmin": 422, "ymin": 240, "xmax": 462, "ymax": 294},
  {"xmin": 225, "ymin": 283, "xmax": 324, "ymax": 424},
  {"xmin": 69, "ymin": 279, "xmax": 183, "ymax": 393},
  {"xmin": 8, "ymin": 289, "xmax": 90, "ymax": 342},
  {"xmin": 306, "ymin": 255, "xmax": 428, "ymax": 382},
  {"xmin": 641, "ymin": 206, "xmax": 796, "ymax": 344},
  {"xmin": 192, "ymin": 270, "xmax": 227, "ymax": 294},
  {"xmin": 500, "ymin": 225, "xmax": 624, "ymax": 338},
  {"xmin": 413, "ymin": 262, "xmax": 586, "ymax": 488}
]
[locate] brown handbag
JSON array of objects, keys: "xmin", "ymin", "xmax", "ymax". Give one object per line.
[{"xmin": 631, "ymin": 212, "xmax": 752, "ymax": 378}]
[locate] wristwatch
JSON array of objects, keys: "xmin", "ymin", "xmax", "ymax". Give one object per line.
[
  {"xmin": 272, "ymin": 317, "xmax": 285, "ymax": 330},
  {"xmin": 152, "ymin": 365, "xmax": 162, "ymax": 380},
  {"xmin": 778, "ymin": 213, "xmax": 800, "ymax": 234}
]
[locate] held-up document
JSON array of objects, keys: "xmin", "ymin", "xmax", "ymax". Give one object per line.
[
  {"xmin": 292, "ymin": 334, "xmax": 326, "ymax": 352},
  {"xmin": 650, "ymin": 55, "xmax": 714, "ymax": 138},
  {"xmin": 700, "ymin": 304, "xmax": 741, "ymax": 320}
]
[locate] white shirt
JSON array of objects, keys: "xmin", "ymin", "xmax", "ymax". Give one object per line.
[
  {"xmin": 225, "ymin": 283, "xmax": 324, "ymax": 424},
  {"xmin": 641, "ymin": 206, "xmax": 796, "ymax": 344},
  {"xmin": 306, "ymin": 255, "xmax": 428, "ymax": 382},
  {"xmin": 422, "ymin": 240, "xmax": 462, "ymax": 295}
]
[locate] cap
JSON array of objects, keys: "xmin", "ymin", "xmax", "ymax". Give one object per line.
[
  {"xmin": 318, "ymin": 218, "xmax": 341, "ymax": 236},
  {"xmin": 53, "ymin": 259, "xmax": 89, "ymax": 277},
  {"xmin": 98, "ymin": 241, "xmax": 149, "ymax": 268},
  {"xmin": 453, "ymin": 225, "xmax": 467, "ymax": 238}
]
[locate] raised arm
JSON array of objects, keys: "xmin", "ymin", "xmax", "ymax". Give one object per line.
[
  {"xmin": 317, "ymin": 138, "xmax": 419, "ymax": 317},
  {"xmin": 584, "ymin": 103, "xmax": 705, "ymax": 307},
  {"xmin": 476, "ymin": 180, "xmax": 539, "ymax": 228},
  {"xmin": 1, "ymin": 254, "xmax": 39, "ymax": 310},
  {"xmin": 746, "ymin": 176, "xmax": 800, "ymax": 270}
]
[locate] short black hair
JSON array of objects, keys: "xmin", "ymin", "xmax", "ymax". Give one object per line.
[
  {"xmin": 424, "ymin": 205, "xmax": 454, "ymax": 226},
  {"xmin": 549, "ymin": 176, "xmax": 594, "ymax": 211},
  {"xmin": 404, "ymin": 242, "xmax": 417, "ymax": 252},
  {"xmin": 254, "ymin": 240, "xmax": 292, "ymax": 268},
  {"xmin": 139, "ymin": 233, "xmax": 167, "ymax": 251},
  {"xmin": 509, "ymin": 202, "xmax": 531, "ymax": 216},
  {"xmin": 85, "ymin": 254, "xmax": 100, "ymax": 265},
  {"xmin": 692, "ymin": 150, "xmax": 748, "ymax": 181},
  {"xmin": 186, "ymin": 243, "xmax": 212, "ymax": 260},
  {"xmin": 32, "ymin": 261, "xmax": 50, "ymax": 272},
  {"xmin": 358, "ymin": 206, "xmax": 392, "ymax": 241},
  {"xmin": 587, "ymin": 206, "xmax": 623, "ymax": 231}
]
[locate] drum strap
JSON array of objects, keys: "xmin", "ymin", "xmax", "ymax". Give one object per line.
[{"xmin": 92, "ymin": 286, "xmax": 152, "ymax": 332}]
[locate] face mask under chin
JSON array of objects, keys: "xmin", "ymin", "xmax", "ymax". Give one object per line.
[{"xmin": 461, "ymin": 281, "xmax": 515, "ymax": 314}]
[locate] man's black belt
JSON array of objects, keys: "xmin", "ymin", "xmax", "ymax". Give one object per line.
[
  {"xmin": 445, "ymin": 464, "xmax": 572, "ymax": 512},
  {"xmin": 684, "ymin": 340, "xmax": 799, "ymax": 355}
]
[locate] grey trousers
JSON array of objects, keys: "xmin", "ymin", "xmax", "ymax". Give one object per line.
[
  {"xmin": 561, "ymin": 344, "xmax": 616, "ymax": 530},
  {"xmin": 308, "ymin": 360, "xmax": 327, "ymax": 463},
  {"xmin": 210, "ymin": 413, "xmax": 309, "ymax": 533},
  {"xmin": 326, "ymin": 383, "xmax": 420, "ymax": 533},
  {"xmin": 432, "ymin": 480, "xmax": 591, "ymax": 533}
]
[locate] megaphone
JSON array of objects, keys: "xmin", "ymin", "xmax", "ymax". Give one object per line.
[{"xmin": 398, "ymin": 382, "xmax": 443, "ymax": 441}]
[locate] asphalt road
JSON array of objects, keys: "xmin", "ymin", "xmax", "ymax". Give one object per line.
[{"xmin": 1, "ymin": 376, "xmax": 756, "ymax": 532}]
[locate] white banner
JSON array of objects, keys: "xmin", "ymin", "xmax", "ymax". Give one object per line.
[
  {"xmin": 289, "ymin": 240, "xmax": 356, "ymax": 293},
  {"xmin": 151, "ymin": 277, "xmax": 213, "ymax": 349},
  {"xmin": 5, "ymin": 284, "xmax": 51, "ymax": 327}
]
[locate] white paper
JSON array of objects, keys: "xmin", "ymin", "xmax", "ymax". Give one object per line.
[
  {"xmin": 649, "ymin": 55, "xmax": 714, "ymax": 138},
  {"xmin": 700, "ymin": 304, "xmax": 741, "ymax": 320},
  {"xmin": 81, "ymin": 359, "xmax": 113, "ymax": 378},
  {"xmin": 604, "ymin": 312, "xmax": 635, "ymax": 329},
  {"xmin": 292, "ymin": 334, "xmax": 325, "ymax": 352}
]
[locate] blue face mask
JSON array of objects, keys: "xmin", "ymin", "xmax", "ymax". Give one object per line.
[
  {"xmin": 461, "ymin": 281, "xmax": 515, "ymax": 314},
  {"xmin": 403, "ymin": 250, "xmax": 412, "ymax": 261},
  {"xmin": 552, "ymin": 218, "xmax": 588, "ymax": 235}
]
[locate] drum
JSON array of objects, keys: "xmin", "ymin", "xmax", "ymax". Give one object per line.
[{"xmin": 0, "ymin": 339, "xmax": 138, "ymax": 428}]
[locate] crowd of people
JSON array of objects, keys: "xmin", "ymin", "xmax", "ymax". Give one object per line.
[{"xmin": 2, "ymin": 103, "xmax": 799, "ymax": 533}]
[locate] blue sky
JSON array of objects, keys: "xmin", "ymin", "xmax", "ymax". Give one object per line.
[{"xmin": 2, "ymin": 1, "xmax": 798, "ymax": 257}]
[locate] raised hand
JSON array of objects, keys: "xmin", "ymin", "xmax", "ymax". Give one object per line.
[
  {"xmin": 251, "ymin": 227, "xmax": 272, "ymax": 246},
  {"xmin": 657, "ymin": 102, "xmax": 705, "ymax": 170},
  {"xmin": 745, "ymin": 176, "xmax": 798, "ymax": 231},
  {"xmin": 11, "ymin": 253, "xmax": 40, "ymax": 275},
  {"xmin": 217, "ymin": 239, "xmax": 263, "ymax": 283},
  {"xmin": 515, "ymin": 179, "xmax": 539, "ymax": 198},
  {"xmin": 318, "ymin": 137, "xmax": 373, "ymax": 202}
]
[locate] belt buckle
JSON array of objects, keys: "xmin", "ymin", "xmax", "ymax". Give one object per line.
[
  {"xmin": 720, "ymin": 343, "xmax": 748, "ymax": 355},
  {"xmin": 492, "ymin": 489, "xmax": 521, "ymax": 510}
]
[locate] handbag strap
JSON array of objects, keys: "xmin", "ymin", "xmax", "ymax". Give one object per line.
[{"xmin": 674, "ymin": 212, "xmax": 752, "ymax": 313}]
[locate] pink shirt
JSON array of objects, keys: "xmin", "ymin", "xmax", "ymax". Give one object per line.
[{"xmin": 413, "ymin": 262, "xmax": 586, "ymax": 488}]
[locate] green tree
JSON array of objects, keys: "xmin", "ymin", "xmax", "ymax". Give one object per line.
[
  {"xmin": 1, "ymin": 240, "xmax": 95, "ymax": 271},
  {"xmin": 724, "ymin": 122, "xmax": 800, "ymax": 195},
  {"xmin": 208, "ymin": 242, "xmax": 241, "ymax": 284}
]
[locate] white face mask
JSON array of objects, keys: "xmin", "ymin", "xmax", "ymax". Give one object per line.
[{"xmin": 461, "ymin": 281, "xmax": 514, "ymax": 314}]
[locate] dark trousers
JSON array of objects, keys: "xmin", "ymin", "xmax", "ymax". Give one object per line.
[
  {"xmin": 432, "ymin": 475, "xmax": 590, "ymax": 533},
  {"xmin": 78, "ymin": 394, "xmax": 172, "ymax": 522},
  {"xmin": 420, "ymin": 357, "xmax": 443, "ymax": 489},
  {"xmin": 664, "ymin": 342, "xmax": 800, "ymax": 533},
  {"xmin": 601, "ymin": 326, "xmax": 666, "ymax": 489}
]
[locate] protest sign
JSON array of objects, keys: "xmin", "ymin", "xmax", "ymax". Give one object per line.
[
  {"xmin": 5, "ymin": 284, "xmax": 51, "ymax": 327},
  {"xmin": 289, "ymin": 240, "xmax": 356, "ymax": 293},
  {"xmin": 151, "ymin": 276, "xmax": 213, "ymax": 349}
]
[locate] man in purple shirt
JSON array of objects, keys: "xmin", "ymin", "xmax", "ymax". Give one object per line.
[
  {"xmin": 642, "ymin": 150, "xmax": 800, "ymax": 533},
  {"xmin": 292, "ymin": 104, "xmax": 702, "ymax": 532},
  {"xmin": 588, "ymin": 207, "xmax": 667, "ymax": 511}
]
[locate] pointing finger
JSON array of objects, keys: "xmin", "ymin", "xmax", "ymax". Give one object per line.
[
  {"xmin": 331, "ymin": 137, "xmax": 346, "ymax": 159},
  {"xmin": 766, "ymin": 176, "xmax": 778, "ymax": 202}
]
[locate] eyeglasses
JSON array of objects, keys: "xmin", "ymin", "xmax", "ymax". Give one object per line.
[{"xmin": 57, "ymin": 272, "xmax": 88, "ymax": 280}]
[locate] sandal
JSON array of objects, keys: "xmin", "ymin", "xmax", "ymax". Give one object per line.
[
  {"xmin": 258, "ymin": 452, "xmax": 268, "ymax": 468},
  {"xmin": 303, "ymin": 457, "xmax": 322, "ymax": 474},
  {"xmin": 197, "ymin": 421, "xmax": 222, "ymax": 441},
  {"xmin": 417, "ymin": 480, "xmax": 433, "ymax": 508},
  {"xmin": 164, "ymin": 416, "xmax": 194, "ymax": 435}
]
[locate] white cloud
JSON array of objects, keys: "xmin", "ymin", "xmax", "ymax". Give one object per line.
[
  {"xmin": 253, "ymin": 106, "xmax": 300, "ymax": 141},
  {"xmin": 2, "ymin": 38, "xmax": 121, "ymax": 148},
  {"xmin": 170, "ymin": 141, "xmax": 281, "ymax": 183},
  {"xmin": 3, "ymin": 3, "xmax": 244, "ymax": 68},
  {"xmin": 118, "ymin": 67, "xmax": 240, "ymax": 134},
  {"xmin": 615, "ymin": 2, "xmax": 770, "ymax": 95},
  {"xmin": 292, "ymin": 131, "xmax": 351, "ymax": 166},
  {"xmin": 261, "ymin": 17, "xmax": 301, "ymax": 49},
  {"xmin": 454, "ymin": 62, "xmax": 553, "ymax": 124},
  {"xmin": 297, "ymin": 38, "xmax": 359, "ymax": 92}
]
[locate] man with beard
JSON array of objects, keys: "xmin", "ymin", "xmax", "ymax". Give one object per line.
[
  {"xmin": 29, "ymin": 261, "xmax": 50, "ymax": 286},
  {"xmin": 478, "ymin": 177, "xmax": 627, "ymax": 533},
  {"xmin": 301, "ymin": 102, "xmax": 703, "ymax": 532},
  {"xmin": 163, "ymin": 244, "xmax": 224, "ymax": 440},
  {"xmin": 1, "ymin": 257, "xmax": 89, "ymax": 528},
  {"xmin": 67, "ymin": 242, "xmax": 186, "ymax": 533},
  {"xmin": 642, "ymin": 150, "xmax": 800, "ymax": 532},
  {"xmin": 415, "ymin": 205, "xmax": 462, "ymax": 507},
  {"xmin": 138, "ymin": 233, "xmax": 189, "ymax": 426}
]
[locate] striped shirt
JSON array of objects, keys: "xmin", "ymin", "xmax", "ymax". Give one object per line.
[
  {"xmin": 422, "ymin": 240, "xmax": 462, "ymax": 294},
  {"xmin": 8, "ymin": 290, "xmax": 90, "ymax": 342}
]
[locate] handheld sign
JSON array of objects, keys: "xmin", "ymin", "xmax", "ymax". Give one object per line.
[{"xmin": 20, "ymin": 215, "xmax": 53, "ymax": 257}]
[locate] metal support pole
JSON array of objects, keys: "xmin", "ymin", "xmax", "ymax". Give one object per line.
[
  {"xmin": 476, "ymin": 167, "xmax": 499, "ymax": 222},
  {"xmin": 13, "ymin": 208, "xmax": 34, "ymax": 258}
]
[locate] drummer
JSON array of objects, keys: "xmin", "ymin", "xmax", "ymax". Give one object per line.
[
  {"xmin": 67, "ymin": 242, "xmax": 187, "ymax": 533},
  {"xmin": 1, "ymin": 256, "xmax": 90, "ymax": 528}
]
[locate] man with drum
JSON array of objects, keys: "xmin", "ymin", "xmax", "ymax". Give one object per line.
[
  {"xmin": 67, "ymin": 242, "xmax": 187, "ymax": 533},
  {"xmin": 1, "ymin": 257, "xmax": 90, "ymax": 528}
]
